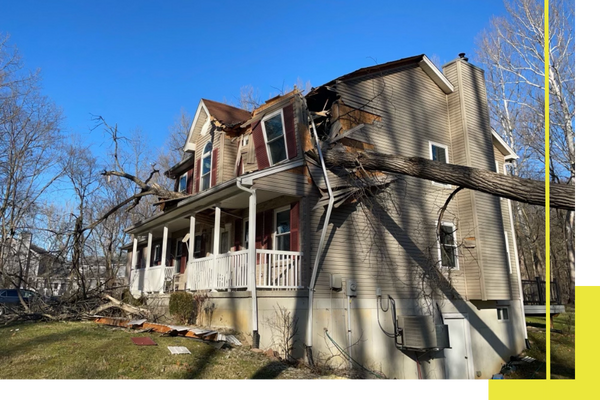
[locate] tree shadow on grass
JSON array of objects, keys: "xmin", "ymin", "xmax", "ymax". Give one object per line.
[{"xmin": 251, "ymin": 361, "xmax": 290, "ymax": 379}]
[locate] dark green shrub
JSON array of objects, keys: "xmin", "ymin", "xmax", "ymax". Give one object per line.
[{"xmin": 169, "ymin": 292, "xmax": 196, "ymax": 324}]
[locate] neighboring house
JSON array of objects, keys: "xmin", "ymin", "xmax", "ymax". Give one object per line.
[
  {"xmin": 2, "ymin": 235, "xmax": 127, "ymax": 297},
  {"xmin": 123, "ymin": 54, "xmax": 527, "ymax": 379}
]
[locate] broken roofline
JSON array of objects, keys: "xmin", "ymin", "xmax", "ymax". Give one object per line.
[
  {"xmin": 124, "ymin": 159, "xmax": 305, "ymax": 235},
  {"xmin": 310, "ymin": 54, "xmax": 454, "ymax": 95}
]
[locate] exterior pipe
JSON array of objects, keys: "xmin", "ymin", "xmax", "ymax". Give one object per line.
[
  {"xmin": 236, "ymin": 179, "xmax": 259, "ymax": 347},
  {"xmin": 306, "ymin": 110, "xmax": 335, "ymax": 365}
]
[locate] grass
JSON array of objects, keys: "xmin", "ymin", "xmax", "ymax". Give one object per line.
[
  {"xmin": 503, "ymin": 306, "xmax": 575, "ymax": 379},
  {"xmin": 0, "ymin": 320, "xmax": 328, "ymax": 379}
]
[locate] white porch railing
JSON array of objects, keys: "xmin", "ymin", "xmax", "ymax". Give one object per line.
[
  {"xmin": 186, "ymin": 249, "xmax": 302, "ymax": 291},
  {"xmin": 256, "ymin": 249, "xmax": 302, "ymax": 289},
  {"xmin": 132, "ymin": 250, "xmax": 302, "ymax": 293}
]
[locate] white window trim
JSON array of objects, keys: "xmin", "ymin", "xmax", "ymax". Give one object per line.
[
  {"xmin": 437, "ymin": 221, "xmax": 459, "ymax": 270},
  {"xmin": 429, "ymin": 141, "xmax": 451, "ymax": 188},
  {"xmin": 273, "ymin": 205, "xmax": 291, "ymax": 251},
  {"xmin": 497, "ymin": 306, "xmax": 510, "ymax": 322},
  {"xmin": 261, "ymin": 109, "xmax": 289, "ymax": 166},
  {"xmin": 201, "ymin": 141, "xmax": 213, "ymax": 191}
]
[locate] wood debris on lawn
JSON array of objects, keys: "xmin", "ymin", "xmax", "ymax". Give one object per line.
[{"xmin": 95, "ymin": 316, "xmax": 242, "ymax": 345}]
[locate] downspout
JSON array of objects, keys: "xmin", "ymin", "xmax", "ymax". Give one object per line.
[
  {"xmin": 236, "ymin": 179, "xmax": 259, "ymax": 348},
  {"xmin": 305, "ymin": 110, "xmax": 335, "ymax": 366}
]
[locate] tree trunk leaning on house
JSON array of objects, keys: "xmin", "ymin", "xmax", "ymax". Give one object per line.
[{"xmin": 322, "ymin": 150, "xmax": 574, "ymax": 211}]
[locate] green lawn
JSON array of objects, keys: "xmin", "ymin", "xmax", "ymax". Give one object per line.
[
  {"xmin": 0, "ymin": 321, "xmax": 323, "ymax": 379},
  {"xmin": 503, "ymin": 307, "xmax": 575, "ymax": 379}
]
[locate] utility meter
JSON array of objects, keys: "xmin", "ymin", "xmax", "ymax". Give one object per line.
[{"xmin": 346, "ymin": 279, "xmax": 357, "ymax": 296}]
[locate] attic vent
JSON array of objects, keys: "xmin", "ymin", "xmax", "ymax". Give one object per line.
[{"xmin": 397, "ymin": 316, "xmax": 450, "ymax": 351}]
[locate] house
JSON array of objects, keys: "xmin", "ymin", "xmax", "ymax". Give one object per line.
[{"xmin": 123, "ymin": 53, "xmax": 527, "ymax": 379}]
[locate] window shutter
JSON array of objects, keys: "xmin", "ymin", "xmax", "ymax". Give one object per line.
[
  {"xmin": 187, "ymin": 169, "xmax": 193, "ymax": 194},
  {"xmin": 234, "ymin": 219, "xmax": 242, "ymax": 251},
  {"xmin": 263, "ymin": 210, "xmax": 273, "ymax": 250},
  {"xmin": 290, "ymin": 202, "xmax": 300, "ymax": 251},
  {"xmin": 211, "ymin": 148, "xmax": 218, "ymax": 187},
  {"xmin": 194, "ymin": 159, "xmax": 201, "ymax": 193},
  {"xmin": 252, "ymin": 121, "xmax": 270, "ymax": 169},
  {"xmin": 283, "ymin": 105, "xmax": 297, "ymax": 159},
  {"xmin": 255, "ymin": 212, "xmax": 264, "ymax": 249}
]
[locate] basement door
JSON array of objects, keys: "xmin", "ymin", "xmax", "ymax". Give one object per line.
[{"xmin": 443, "ymin": 316, "xmax": 474, "ymax": 379}]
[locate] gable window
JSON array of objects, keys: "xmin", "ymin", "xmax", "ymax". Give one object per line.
[
  {"xmin": 429, "ymin": 142, "xmax": 450, "ymax": 187},
  {"xmin": 262, "ymin": 110, "xmax": 288, "ymax": 165},
  {"xmin": 274, "ymin": 207, "xmax": 291, "ymax": 251},
  {"xmin": 438, "ymin": 222, "xmax": 458, "ymax": 269},
  {"xmin": 179, "ymin": 174, "xmax": 187, "ymax": 193},
  {"xmin": 201, "ymin": 142, "xmax": 212, "ymax": 190},
  {"xmin": 497, "ymin": 307, "xmax": 509, "ymax": 321}
]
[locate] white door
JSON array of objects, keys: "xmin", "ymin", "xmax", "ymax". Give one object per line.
[{"xmin": 444, "ymin": 317, "xmax": 471, "ymax": 379}]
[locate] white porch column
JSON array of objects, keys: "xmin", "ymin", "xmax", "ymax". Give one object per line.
[
  {"xmin": 247, "ymin": 191, "xmax": 258, "ymax": 335},
  {"xmin": 131, "ymin": 236, "xmax": 138, "ymax": 271},
  {"xmin": 189, "ymin": 215, "xmax": 196, "ymax": 261},
  {"xmin": 160, "ymin": 226, "xmax": 169, "ymax": 293},
  {"xmin": 146, "ymin": 232, "xmax": 152, "ymax": 269},
  {"xmin": 212, "ymin": 206, "xmax": 221, "ymax": 289}
]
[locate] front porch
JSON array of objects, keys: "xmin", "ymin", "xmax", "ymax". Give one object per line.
[{"xmin": 130, "ymin": 248, "xmax": 302, "ymax": 294}]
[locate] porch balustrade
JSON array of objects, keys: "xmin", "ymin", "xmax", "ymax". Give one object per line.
[{"xmin": 131, "ymin": 249, "xmax": 302, "ymax": 293}]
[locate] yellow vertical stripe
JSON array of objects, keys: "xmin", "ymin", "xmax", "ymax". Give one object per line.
[{"xmin": 544, "ymin": 0, "xmax": 551, "ymax": 381}]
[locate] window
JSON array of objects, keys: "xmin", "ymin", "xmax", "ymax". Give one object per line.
[
  {"xmin": 274, "ymin": 207, "xmax": 291, "ymax": 251},
  {"xmin": 220, "ymin": 231, "xmax": 230, "ymax": 254},
  {"xmin": 429, "ymin": 142, "xmax": 450, "ymax": 187},
  {"xmin": 153, "ymin": 243, "xmax": 162, "ymax": 265},
  {"xmin": 242, "ymin": 135, "xmax": 250, "ymax": 147},
  {"xmin": 201, "ymin": 142, "xmax": 212, "ymax": 190},
  {"xmin": 439, "ymin": 222, "xmax": 458, "ymax": 268},
  {"xmin": 179, "ymin": 174, "xmax": 187, "ymax": 192},
  {"xmin": 175, "ymin": 240, "xmax": 183, "ymax": 258},
  {"xmin": 193, "ymin": 235, "xmax": 202, "ymax": 258},
  {"xmin": 262, "ymin": 110, "xmax": 288, "ymax": 165},
  {"xmin": 497, "ymin": 307, "xmax": 509, "ymax": 321}
]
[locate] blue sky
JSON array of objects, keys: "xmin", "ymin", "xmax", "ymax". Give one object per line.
[{"xmin": 1, "ymin": 0, "xmax": 508, "ymax": 154}]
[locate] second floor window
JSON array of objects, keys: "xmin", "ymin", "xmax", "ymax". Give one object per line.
[
  {"xmin": 201, "ymin": 141, "xmax": 212, "ymax": 190},
  {"xmin": 430, "ymin": 142, "xmax": 450, "ymax": 187},
  {"xmin": 262, "ymin": 110, "xmax": 288, "ymax": 165},
  {"xmin": 179, "ymin": 174, "xmax": 187, "ymax": 192}
]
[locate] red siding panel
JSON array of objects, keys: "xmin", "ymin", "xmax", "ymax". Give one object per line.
[
  {"xmin": 283, "ymin": 105, "xmax": 297, "ymax": 159},
  {"xmin": 252, "ymin": 121, "xmax": 270, "ymax": 170},
  {"xmin": 211, "ymin": 148, "xmax": 218, "ymax": 187},
  {"xmin": 263, "ymin": 209, "xmax": 273, "ymax": 250},
  {"xmin": 186, "ymin": 169, "xmax": 193, "ymax": 194},
  {"xmin": 255, "ymin": 212, "xmax": 264, "ymax": 250}
]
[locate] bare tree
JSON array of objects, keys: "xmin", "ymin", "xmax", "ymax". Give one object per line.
[
  {"xmin": 0, "ymin": 35, "xmax": 64, "ymax": 287},
  {"xmin": 476, "ymin": 0, "xmax": 575, "ymax": 301}
]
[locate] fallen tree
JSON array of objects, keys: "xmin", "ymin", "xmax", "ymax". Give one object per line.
[{"xmin": 322, "ymin": 150, "xmax": 575, "ymax": 211}]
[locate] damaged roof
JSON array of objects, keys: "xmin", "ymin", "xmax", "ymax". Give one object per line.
[{"xmin": 202, "ymin": 98, "xmax": 251, "ymax": 127}]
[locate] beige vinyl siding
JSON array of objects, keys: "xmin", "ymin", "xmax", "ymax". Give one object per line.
[
  {"xmin": 445, "ymin": 60, "xmax": 512, "ymax": 300},
  {"xmin": 443, "ymin": 62, "xmax": 483, "ymax": 300},
  {"xmin": 310, "ymin": 65, "xmax": 469, "ymax": 300},
  {"xmin": 220, "ymin": 131, "xmax": 238, "ymax": 183},
  {"xmin": 493, "ymin": 147, "xmax": 521, "ymax": 300},
  {"xmin": 253, "ymin": 168, "xmax": 311, "ymax": 197}
]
